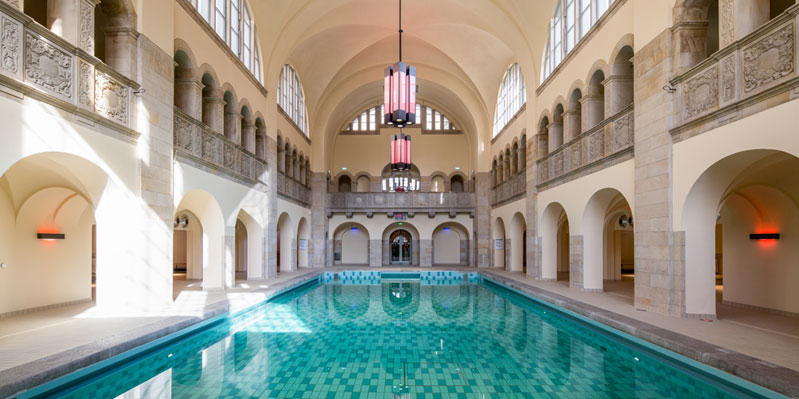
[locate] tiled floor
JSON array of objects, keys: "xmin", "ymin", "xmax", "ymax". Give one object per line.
[{"xmin": 0, "ymin": 267, "xmax": 796, "ymax": 380}]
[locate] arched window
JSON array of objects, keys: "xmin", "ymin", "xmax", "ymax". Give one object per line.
[
  {"xmin": 344, "ymin": 103, "xmax": 456, "ymax": 132},
  {"xmin": 493, "ymin": 63, "xmax": 527, "ymax": 136},
  {"xmin": 338, "ymin": 175, "xmax": 352, "ymax": 193},
  {"xmin": 541, "ymin": 0, "xmax": 616, "ymax": 81},
  {"xmin": 192, "ymin": 0, "xmax": 261, "ymax": 80},
  {"xmin": 450, "ymin": 175, "xmax": 465, "ymax": 193},
  {"xmin": 278, "ymin": 65, "xmax": 309, "ymax": 136}
]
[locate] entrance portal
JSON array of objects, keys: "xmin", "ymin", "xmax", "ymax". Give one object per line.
[{"xmin": 390, "ymin": 230, "xmax": 412, "ymax": 265}]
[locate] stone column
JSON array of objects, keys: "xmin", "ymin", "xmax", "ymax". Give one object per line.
[
  {"xmin": 104, "ymin": 15, "xmax": 139, "ymax": 80},
  {"xmin": 277, "ymin": 147, "xmax": 285, "ymax": 173},
  {"xmin": 224, "ymin": 111, "xmax": 241, "ymax": 143},
  {"xmin": 562, "ymin": 110, "xmax": 581, "ymax": 143},
  {"xmin": 264, "ymin": 136, "xmax": 278, "ymax": 277},
  {"xmin": 547, "ymin": 121, "xmax": 563, "ymax": 150},
  {"xmin": 47, "ymin": 0, "xmax": 85, "ymax": 49},
  {"xmin": 671, "ymin": 21, "xmax": 711, "ymax": 74},
  {"xmin": 474, "ymin": 173, "xmax": 492, "ymax": 267},
  {"xmin": 255, "ymin": 134, "xmax": 265, "ymax": 160},
  {"xmin": 525, "ymin": 137, "xmax": 541, "ymax": 279},
  {"xmin": 536, "ymin": 130, "xmax": 549, "ymax": 158},
  {"xmin": 420, "ymin": 239, "xmax": 432, "ymax": 267},
  {"xmin": 369, "ymin": 240, "xmax": 382, "ymax": 267},
  {"xmin": 224, "ymin": 230, "xmax": 236, "ymax": 288},
  {"xmin": 720, "ymin": 0, "xmax": 770, "ymax": 48},
  {"xmin": 241, "ymin": 120, "xmax": 255, "ymax": 153},
  {"xmin": 202, "ymin": 97, "xmax": 225, "ymax": 134},
  {"xmin": 174, "ymin": 77, "xmax": 203, "ymax": 120},
  {"xmin": 580, "ymin": 94, "xmax": 604, "ymax": 132},
  {"xmin": 310, "ymin": 172, "xmax": 328, "ymax": 268},
  {"xmin": 603, "ymin": 75, "xmax": 634, "ymax": 116},
  {"xmin": 504, "ymin": 157, "xmax": 511, "ymax": 181},
  {"xmin": 569, "ymin": 235, "xmax": 584, "ymax": 289}
]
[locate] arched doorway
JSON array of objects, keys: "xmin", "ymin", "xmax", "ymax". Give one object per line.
[
  {"xmin": 582, "ymin": 188, "xmax": 634, "ymax": 292},
  {"xmin": 510, "ymin": 213, "xmax": 526, "ymax": 273},
  {"xmin": 682, "ymin": 150, "xmax": 799, "ymax": 318},
  {"xmin": 542, "ymin": 202, "xmax": 569, "ymax": 282},
  {"xmin": 492, "ymin": 218, "xmax": 506, "ymax": 268},
  {"xmin": 390, "ymin": 230, "xmax": 412, "ymax": 265},
  {"xmin": 175, "ymin": 190, "xmax": 226, "ymax": 291},
  {"xmin": 276, "ymin": 213, "xmax": 293, "ymax": 273},
  {"xmin": 432, "ymin": 222, "xmax": 469, "ymax": 266},
  {"xmin": 235, "ymin": 219, "xmax": 247, "ymax": 281},
  {"xmin": 297, "ymin": 217, "xmax": 310, "ymax": 268},
  {"xmin": 173, "ymin": 210, "xmax": 202, "ymax": 282},
  {"xmin": 333, "ymin": 223, "xmax": 369, "ymax": 266}
]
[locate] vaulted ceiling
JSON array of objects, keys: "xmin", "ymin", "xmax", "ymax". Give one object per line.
[{"xmin": 250, "ymin": 0, "xmax": 556, "ymax": 168}]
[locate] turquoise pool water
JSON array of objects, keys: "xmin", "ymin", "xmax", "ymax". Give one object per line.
[{"xmin": 26, "ymin": 273, "xmax": 779, "ymax": 398}]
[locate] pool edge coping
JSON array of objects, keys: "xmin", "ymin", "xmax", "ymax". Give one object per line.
[{"xmin": 477, "ymin": 271, "xmax": 798, "ymax": 399}]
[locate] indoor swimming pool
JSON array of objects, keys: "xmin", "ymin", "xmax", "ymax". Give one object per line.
[{"xmin": 20, "ymin": 271, "xmax": 781, "ymax": 398}]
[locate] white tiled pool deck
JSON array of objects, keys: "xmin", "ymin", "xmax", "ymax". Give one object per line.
[{"xmin": 0, "ymin": 267, "xmax": 796, "ymax": 394}]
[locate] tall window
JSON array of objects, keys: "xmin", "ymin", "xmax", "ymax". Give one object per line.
[
  {"xmin": 278, "ymin": 65, "xmax": 309, "ymax": 135},
  {"xmin": 345, "ymin": 103, "xmax": 456, "ymax": 132},
  {"xmin": 541, "ymin": 0, "xmax": 615, "ymax": 81},
  {"xmin": 192, "ymin": 0, "xmax": 261, "ymax": 80},
  {"xmin": 493, "ymin": 63, "xmax": 527, "ymax": 136}
]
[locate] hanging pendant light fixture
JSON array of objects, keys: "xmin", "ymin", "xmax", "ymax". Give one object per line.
[{"xmin": 384, "ymin": 0, "xmax": 416, "ymax": 128}]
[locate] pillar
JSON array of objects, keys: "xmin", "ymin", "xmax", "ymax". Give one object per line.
[
  {"xmin": 47, "ymin": 0, "xmax": 82, "ymax": 48},
  {"xmin": 562, "ymin": 110, "xmax": 581, "ymax": 143},
  {"xmin": 720, "ymin": 0, "xmax": 770, "ymax": 48},
  {"xmin": 579, "ymin": 95, "xmax": 604, "ymax": 132},
  {"xmin": 569, "ymin": 235, "xmax": 584, "ymax": 289},
  {"xmin": 474, "ymin": 173, "xmax": 492, "ymax": 267},
  {"xmin": 103, "ymin": 13, "xmax": 138, "ymax": 80},
  {"xmin": 547, "ymin": 121, "xmax": 563, "ymax": 150},
  {"xmin": 265, "ymin": 136, "xmax": 278, "ymax": 277},
  {"xmin": 603, "ymin": 75, "xmax": 634, "ymax": 116},
  {"xmin": 420, "ymin": 239, "xmax": 432, "ymax": 267},
  {"xmin": 369, "ymin": 240, "xmax": 382, "ymax": 267},
  {"xmin": 175, "ymin": 77, "xmax": 203, "ymax": 120},
  {"xmin": 202, "ymin": 97, "xmax": 225, "ymax": 134},
  {"xmin": 224, "ymin": 111, "xmax": 241, "ymax": 143},
  {"xmin": 241, "ymin": 120, "xmax": 255, "ymax": 153},
  {"xmin": 309, "ymin": 172, "xmax": 328, "ymax": 268}
]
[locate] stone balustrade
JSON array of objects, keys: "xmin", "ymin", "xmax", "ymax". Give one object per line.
[
  {"xmin": 174, "ymin": 108, "xmax": 266, "ymax": 184},
  {"xmin": 277, "ymin": 172, "xmax": 311, "ymax": 206},
  {"xmin": 671, "ymin": 10, "xmax": 797, "ymax": 135},
  {"xmin": 0, "ymin": 3, "xmax": 135, "ymax": 128},
  {"xmin": 491, "ymin": 171, "xmax": 526, "ymax": 207},
  {"xmin": 327, "ymin": 192, "xmax": 475, "ymax": 216},
  {"xmin": 537, "ymin": 105, "xmax": 634, "ymax": 188}
]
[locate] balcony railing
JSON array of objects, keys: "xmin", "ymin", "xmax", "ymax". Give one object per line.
[
  {"xmin": 670, "ymin": 8, "xmax": 798, "ymax": 138},
  {"xmin": 537, "ymin": 105, "xmax": 634, "ymax": 188},
  {"xmin": 491, "ymin": 171, "xmax": 526, "ymax": 207},
  {"xmin": 327, "ymin": 192, "xmax": 474, "ymax": 215},
  {"xmin": 0, "ymin": 4, "xmax": 136, "ymax": 130},
  {"xmin": 277, "ymin": 172, "xmax": 311, "ymax": 206},
  {"xmin": 174, "ymin": 108, "xmax": 266, "ymax": 184}
]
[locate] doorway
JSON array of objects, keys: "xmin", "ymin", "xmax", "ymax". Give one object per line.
[{"xmin": 390, "ymin": 230, "xmax": 412, "ymax": 265}]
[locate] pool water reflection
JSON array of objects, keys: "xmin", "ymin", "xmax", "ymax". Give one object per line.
[{"xmin": 47, "ymin": 277, "xmax": 769, "ymax": 398}]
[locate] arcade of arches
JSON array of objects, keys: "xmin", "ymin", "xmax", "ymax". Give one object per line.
[{"xmin": 0, "ymin": 0, "xmax": 797, "ymax": 395}]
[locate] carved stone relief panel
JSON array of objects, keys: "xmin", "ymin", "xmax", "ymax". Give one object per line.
[
  {"xmin": 612, "ymin": 113, "xmax": 633, "ymax": 152},
  {"xmin": 719, "ymin": 0, "xmax": 734, "ymax": 48},
  {"xmin": 682, "ymin": 66, "xmax": 719, "ymax": 120},
  {"xmin": 1, "ymin": 0, "xmax": 20, "ymax": 10},
  {"xmin": 202, "ymin": 133, "xmax": 218, "ymax": 163},
  {"xmin": 553, "ymin": 152, "xmax": 563, "ymax": 177},
  {"xmin": 77, "ymin": 59, "xmax": 94, "ymax": 109},
  {"xmin": 24, "ymin": 33, "xmax": 73, "ymax": 100},
  {"xmin": 742, "ymin": 24, "xmax": 794, "ymax": 94},
  {"xmin": 720, "ymin": 54, "xmax": 736, "ymax": 103},
  {"xmin": 589, "ymin": 131, "xmax": 603, "ymax": 161},
  {"xmin": 569, "ymin": 143, "xmax": 582, "ymax": 170},
  {"xmin": 79, "ymin": 0, "xmax": 94, "ymax": 54},
  {"xmin": 223, "ymin": 143, "xmax": 236, "ymax": 170},
  {"xmin": 95, "ymin": 71, "xmax": 128, "ymax": 125},
  {"xmin": 1, "ymin": 14, "xmax": 21, "ymax": 79},
  {"xmin": 241, "ymin": 155, "xmax": 251, "ymax": 179},
  {"xmin": 175, "ymin": 116, "xmax": 194, "ymax": 153}
]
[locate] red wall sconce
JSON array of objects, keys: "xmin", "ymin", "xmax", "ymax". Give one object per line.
[
  {"xmin": 749, "ymin": 233, "xmax": 779, "ymax": 240},
  {"xmin": 37, "ymin": 233, "xmax": 65, "ymax": 240}
]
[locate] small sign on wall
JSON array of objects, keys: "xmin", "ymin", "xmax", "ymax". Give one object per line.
[
  {"xmin": 298, "ymin": 239, "xmax": 308, "ymax": 250},
  {"xmin": 394, "ymin": 213, "xmax": 408, "ymax": 220},
  {"xmin": 494, "ymin": 239, "xmax": 504, "ymax": 250}
]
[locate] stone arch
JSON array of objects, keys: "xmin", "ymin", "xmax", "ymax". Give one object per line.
[
  {"xmin": 200, "ymin": 67, "xmax": 223, "ymax": 133},
  {"xmin": 509, "ymin": 212, "xmax": 527, "ymax": 273},
  {"xmin": 584, "ymin": 68, "xmax": 607, "ymax": 131},
  {"xmin": 537, "ymin": 114, "xmax": 550, "ymax": 157},
  {"xmin": 335, "ymin": 172, "xmax": 353, "ymax": 192},
  {"xmin": 449, "ymin": 172, "xmax": 467, "ymax": 192},
  {"xmin": 254, "ymin": 118, "xmax": 266, "ymax": 160},
  {"xmin": 222, "ymin": 89, "xmax": 240, "ymax": 143},
  {"xmin": 235, "ymin": 209, "xmax": 264, "ymax": 280},
  {"xmin": 432, "ymin": 222, "xmax": 469, "ymax": 266},
  {"xmin": 565, "ymin": 88, "xmax": 583, "ymax": 141},
  {"xmin": 333, "ymin": 222, "xmax": 370, "ymax": 265},
  {"xmin": 240, "ymin": 104, "xmax": 255, "ymax": 152},
  {"xmin": 550, "ymin": 103, "xmax": 565, "ymax": 150},
  {"xmin": 94, "ymin": 0, "xmax": 138, "ymax": 78},
  {"xmin": 582, "ymin": 188, "xmax": 634, "ymax": 292},
  {"xmin": 510, "ymin": 138, "xmax": 520, "ymax": 175},
  {"xmin": 541, "ymin": 201, "xmax": 570, "ymax": 281},
  {"xmin": 492, "ymin": 217, "xmax": 506, "ymax": 268},
  {"xmin": 354, "ymin": 172, "xmax": 372, "ymax": 192},
  {"xmin": 276, "ymin": 212, "xmax": 294, "ymax": 272},
  {"xmin": 296, "ymin": 217, "xmax": 310, "ymax": 268},
  {"xmin": 176, "ymin": 189, "xmax": 226, "ymax": 289},
  {"xmin": 383, "ymin": 222, "xmax": 420, "ymax": 266},
  {"xmin": 607, "ymin": 43, "xmax": 635, "ymax": 116}
]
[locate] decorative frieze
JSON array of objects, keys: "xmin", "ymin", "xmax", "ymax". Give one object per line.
[
  {"xmin": 77, "ymin": 59, "xmax": 94, "ymax": 109},
  {"xmin": 327, "ymin": 192, "xmax": 474, "ymax": 214},
  {"xmin": 1, "ymin": 14, "xmax": 20, "ymax": 78},
  {"xmin": 95, "ymin": 70, "xmax": 128, "ymax": 125},
  {"xmin": 719, "ymin": 0, "xmax": 735, "ymax": 48},
  {"xmin": 720, "ymin": 54, "xmax": 736, "ymax": 103},
  {"xmin": 682, "ymin": 66, "xmax": 718, "ymax": 120},
  {"xmin": 24, "ymin": 33, "xmax": 73, "ymax": 100},
  {"xmin": 79, "ymin": 0, "xmax": 95, "ymax": 54},
  {"xmin": 742, "ymin": 24, "xmax": 794, "ymax": 94},
  {"xmin": 1, "ymin": 0, "xmax": 20, "ymax": 10}
]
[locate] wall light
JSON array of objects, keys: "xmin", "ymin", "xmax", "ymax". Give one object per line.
[
  {"xmin": 37, "ymin": 233, "xmax": 65, "ymax": 240},
  {"xmin": 750, "ymin": 233, "xmax": 779, "ymax": 240},
  {"xmin": 341, "ymin": 167, "xmax": 348, "ymax": 171}
]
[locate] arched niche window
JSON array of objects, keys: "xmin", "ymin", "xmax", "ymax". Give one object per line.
[
  {"xmin": 541, "ymin": 0, "xmax": 616, "ymax": 81},
  {"xmin": 493, "ymin": 63, "xmax": 527, "ymax": 136},
  {"xmin": 344, "ymin": 103, "xmax": 457, "ymax": 133},
  {"xmin": 450, "ymin": 175, "xmax": 465, "ymax": 193},
  {"xmin": 277, "ymin": 65, "xmax": 309, "ymax": 136},
  {"xmin": 338, "ymin": 175, "xmax": 352, "ymax": 193},
  {"xmin": 191, "ymin": 0, "xmax": 261, "ymax": 80},
  {"xmin": 381, "ymin": 164, "xmax": 421, "ymax": 192}
]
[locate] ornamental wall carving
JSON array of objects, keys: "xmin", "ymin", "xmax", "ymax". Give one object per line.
[
  {"xmin": 1, "ymin": 14, "xmax": 20, "ymax": 78},
  {"xmin": 742, "ymin": 24, "xmax": 794, "ymax": 93},
  {"xmin": 78, "ymin": 59, "xmax": 94, "ymax": 109},
  {"xmin": 721, "ymin": 54, "xmax": 736, "ymax": 103},
  {"xmin": 25, "ymin": 33, "xmax": 73, "ymax": 100},
  {"xmin": 95, "ymin": 71, "xmax": 129, "ymax": 125},
  {"xmin": 79, "ymin": 0, "xmax": 94, "ymax": 53},
  {"xmin": 719, "ymin": 0, "xmax": 734, "ymax": 48},
  {"xmin": 682, "ymin": 66, "xmax": 718, "ymax": 120}
]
